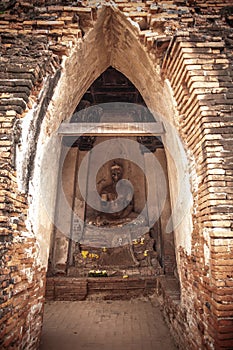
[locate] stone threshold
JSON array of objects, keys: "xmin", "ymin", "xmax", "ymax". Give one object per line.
[{"xmin": 45, "ymin": 275, "xmax": 158, "ymax": 301}]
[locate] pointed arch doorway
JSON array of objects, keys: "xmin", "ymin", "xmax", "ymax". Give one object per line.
[
  {"xmin": 46, "ymin": 67, "xmax": 177, "ymax": 300},
  {"xmin": 35, "ymin": 6, "xmax": 194, "ymax": 303}
]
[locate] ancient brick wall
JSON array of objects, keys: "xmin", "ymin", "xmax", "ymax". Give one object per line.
[
  {"xmin": 163, "ymin": 28, "xmax": 233, "ymax": 349},
  {"xmin": 0, "ymin": 1, "xmax": 233, "ymax": 349},
  {"xmin": 0, "ymin": 21, "xmax": 61, "ymax": 350}
]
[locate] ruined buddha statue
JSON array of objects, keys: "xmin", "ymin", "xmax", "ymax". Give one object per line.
[{"xmin": 91, "ymin": 162, "xmax": 141, "ymax": 227}]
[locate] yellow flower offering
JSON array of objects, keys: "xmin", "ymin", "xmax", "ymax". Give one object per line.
[
  {"xmin": 88, "ymin": 253, "xmax": 99, "ymax": 259},
  {"xmin": 81, "ymin": 250, "xmax": 89, "ymax": 259},
  {"xmin": 143, "ymin": 250, "xmax": 149, "ymax": 257}
]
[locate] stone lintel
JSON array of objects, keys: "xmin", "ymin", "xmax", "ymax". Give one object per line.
[{"xmin": 58, "ymin": 122, "xmax": 165, "ymax": 136}]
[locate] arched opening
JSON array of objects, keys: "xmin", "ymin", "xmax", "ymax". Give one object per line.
[
  {"xmin": 18, "ymin": 7, "xmax": 194, "ymax": 340},
  {"xmin": 45, "ymin": 67, "xmax": 176, "ymax": 297}
]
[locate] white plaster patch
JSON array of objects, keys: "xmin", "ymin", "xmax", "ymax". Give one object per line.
[
  {"xmin": 162, "ymin": 117, "xmax": 193, "ymax": 252},
  {"xmin": 203, "ymin": 228, "xmax": 211, "ymax": 266},
  {"xmin": 127, "ymin": 18, "xmax": 140, "ymax": 31},
  {"xmin": 21, "ymin": 267, "xmax": 34, "ymax": 284},
  {"xmin": 27, "ymin": 131, "xmax": 62, "ymax": 267},
  {"xmin": 161, "ymin": 79, "xmax": 194, "ymax": 256}
]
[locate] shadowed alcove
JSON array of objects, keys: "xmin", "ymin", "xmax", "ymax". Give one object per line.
[{"xmin": 46, "ymin": 67, "xmax": 177, "ymax": 299}]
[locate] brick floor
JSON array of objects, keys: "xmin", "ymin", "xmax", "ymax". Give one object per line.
[{"xmin": 40, "ymin": 297, "xmax": 177, "ymax": 350}]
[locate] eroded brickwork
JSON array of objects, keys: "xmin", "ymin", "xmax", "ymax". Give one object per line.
[
  {"xmin": 163, "ymin": 30, "xmax": 233, "ymax": 348},
  {"xmin": 0, "ymin": 1, "xmax": 233, "ymax": 349}
]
